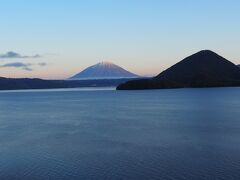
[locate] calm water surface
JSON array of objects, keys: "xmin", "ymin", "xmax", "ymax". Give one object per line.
[{"xmin": 0, "ymin": 87, "xmax": 240, "ymax": 180}]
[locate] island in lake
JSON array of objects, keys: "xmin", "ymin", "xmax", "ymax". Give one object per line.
[{"xmin": 117, "ymin": 50, "xmax": 240, "ymax": 90}]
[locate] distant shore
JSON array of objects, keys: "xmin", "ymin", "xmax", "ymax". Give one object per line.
[{"xmin": 0, "ymin": 77, "xmax": 138, "ymax": 91}]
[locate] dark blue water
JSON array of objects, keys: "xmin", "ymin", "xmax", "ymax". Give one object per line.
[{"xmin": 0, "ymin": 87, "xmax": 240, "ymax": 180}]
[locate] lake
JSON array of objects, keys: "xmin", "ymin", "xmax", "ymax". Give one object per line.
[{"xmin": 0, "ymin": 87, "xmax": 240, "ymax": 180}]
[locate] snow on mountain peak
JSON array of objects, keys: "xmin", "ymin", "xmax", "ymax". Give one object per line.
[{"xmin": 69, "ymin": 61, "xmax": 139, "ymax": 80}]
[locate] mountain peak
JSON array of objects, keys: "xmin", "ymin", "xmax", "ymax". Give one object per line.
[
  {"xmin": 187, "ymin": 50, "xmax": 220, "ymax": 60},
  {"xmin": 156, "ymin": 50, "xmax": 240, "ymax": 80},
  {"xmin": 69, "ymin": 62, "xmax": 139, "ymax": 80},
  {"xmin": 198, "ymin": 49, "xmax": 215, "ymax": 54},
  {"xmin": 99, "ymin": 61, "xmax": 113, "ymax": 65}
]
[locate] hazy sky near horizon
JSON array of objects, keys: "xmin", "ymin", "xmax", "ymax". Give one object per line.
[{"xmin": 0, "ymin": 0, "xmax": 240, "ymax": 79}]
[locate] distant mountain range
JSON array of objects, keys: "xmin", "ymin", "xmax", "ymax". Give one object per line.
[
  {"xmin": 0, "ymin": 61, "xmax": 140, "ymax": 90},
  {"xmin": 117, "ymin": 50, "xmax": 240, "ymax": 90},
  {"xmin": 69, "ymin": 61, "xmax": 139, "ymax": 80},
  {"xmin": 0, "ymin": 78, "xmax": 134, "ymax": 90},
  {"xmin": 0, "ymin": 51, "xmax": 239, "ymax": 91}
]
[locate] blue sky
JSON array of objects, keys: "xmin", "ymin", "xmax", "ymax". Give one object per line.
[{"xmin": 0, "ymin": 0, "xmax": 239, "ymax": 79}]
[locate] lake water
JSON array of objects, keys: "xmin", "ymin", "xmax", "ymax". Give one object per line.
[{"xmin": 0, "ymin": 87, "xmax": 240, "ymax": 180}]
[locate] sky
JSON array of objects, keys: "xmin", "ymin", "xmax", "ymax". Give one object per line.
[{"xmin": 0, "ymin": 0, "xmax": 240, "ymax": 79}]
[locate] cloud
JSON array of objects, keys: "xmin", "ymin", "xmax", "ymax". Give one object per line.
[
  {"xmin": 0, "ymin": 62, "xmax": 33, "ymax": 71},
  {"xmin": 0, "ymin": 62, "xmax": 47, "ymax": 71},
  {"xmin": 38, "ymin": 62, "xmax": 47, "ymax": 67},
  {"xmin": 0, "ymin": 51, "xmax": 42, "ymax": 59}
]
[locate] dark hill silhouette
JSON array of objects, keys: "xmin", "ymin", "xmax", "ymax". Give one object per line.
[
  {"xmin": 117, "ymin": 50, "xmax": 240, "ymax": 90},
  {"xmin": 0, "ymin": 77, "xmax": 134, "ymax": 90}
]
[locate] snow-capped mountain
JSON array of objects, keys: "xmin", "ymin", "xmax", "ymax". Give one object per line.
[{"xmin": 69, "ymin": 61, "xmax": 139, "ymax": 80}]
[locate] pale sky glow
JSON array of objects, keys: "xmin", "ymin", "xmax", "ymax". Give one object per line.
[{"xmin": 0, "ymin": 0, "xmax": 240, "ymax": 79}]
